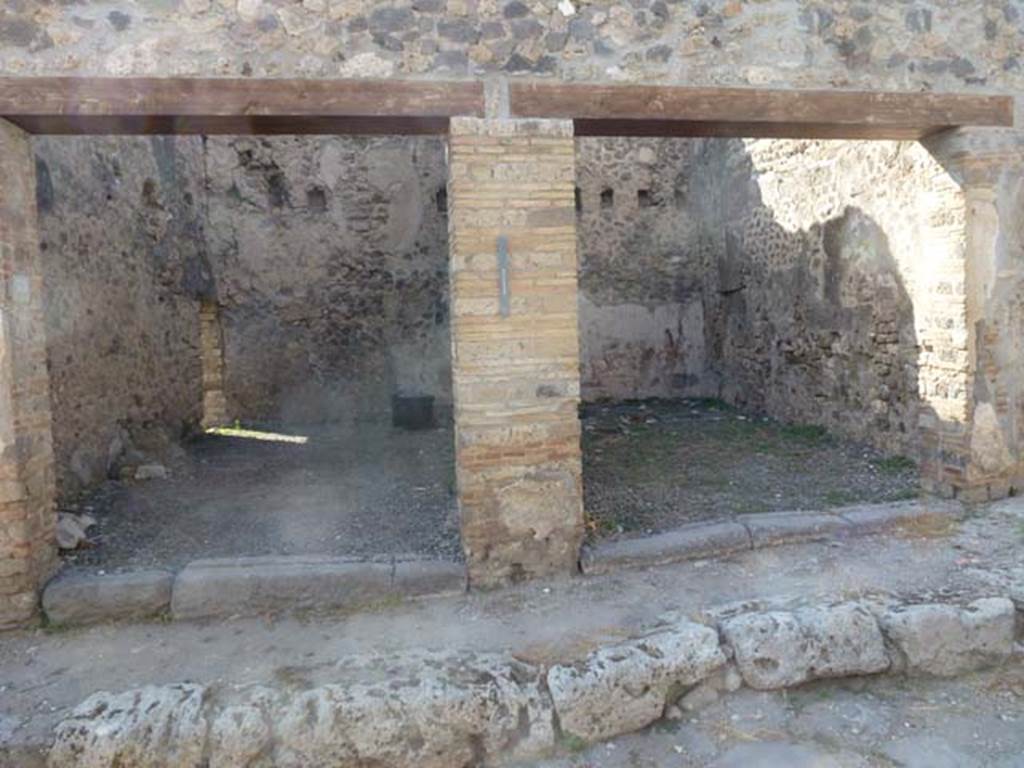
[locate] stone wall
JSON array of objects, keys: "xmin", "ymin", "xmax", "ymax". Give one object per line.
[
  {"xmin": 203, "ymin": 135, "xmax": 452, "ymax": 423},
  {"xmin": 698, "ymin": 138, "xmax": 966, "ymax": 458},
  {"xmin": 576, "ymin": 137, "xmax": 712, "ymax": 401},
  {"xmin": 34, "ymin": 136, "xmax": 209, "ymax": 498},
  {"xmin": 33, "ymin": 132, "xmax": 973, "ymax": 502},
  {"xmin": 2, "ymin": 1, "xmax": 1021, "ymax": 106}
]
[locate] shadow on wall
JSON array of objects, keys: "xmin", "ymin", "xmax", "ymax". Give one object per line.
[
  {"xmin": 34, "ymin": 135, "xmax": 210, "ymax": 500},
  {"xmin": 694, "ymin": 137, "xmax": 972, "ymax": 490}
]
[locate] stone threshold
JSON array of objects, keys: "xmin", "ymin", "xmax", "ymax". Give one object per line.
[
  {"xmin": 41, "ymin": 555, "xmax": 466, "ymax": 627},
  {"xmin": 581, "ymin": 498, "xmax": 962, "ymax": 575},
  {"xmin": 40, "ymin": 589, "xmax": 1023, "ymax": 767},
  {"xmin": 40, "ymin": 499, "xmax": 961, "ymax": 628}
]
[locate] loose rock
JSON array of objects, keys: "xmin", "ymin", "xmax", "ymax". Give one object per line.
[
  {"xmin": 55, "ymin": 512, "xmax": 95, "ymax": 550},
  {"xmin": 134, "ymin": 463, "xmax": 168, "ymax": 481}
]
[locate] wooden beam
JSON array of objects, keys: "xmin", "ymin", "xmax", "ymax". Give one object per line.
[
  {"xmin": 511, "ymin": 83, "xmax": 1014, "ymax": 140},
  {"xmin": 0, "ymin": 77, "xmax": 1012, "ymax": 138},
  {"xmin": 0, "ymin": 77, "xmax": 484, "ymax": 135},
  {"xmin": 6, "ymin": 115, "xmax": 451, "ymax": 136}
]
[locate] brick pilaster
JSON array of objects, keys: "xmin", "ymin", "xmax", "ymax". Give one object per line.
[
  {"xmin": 447, "ymin": 118, "xmax": 583, "ymax": 587},
  {"xmin": 200, "ymin": 300, "xmax": 228, "ymax": 428},
  {"xmin": 923, "ymin": 128, "xmax": 1024, "ymax": 500},
  {"xmin": 0, "ymin": 119, "xmax": 57, "ymax": 628}
]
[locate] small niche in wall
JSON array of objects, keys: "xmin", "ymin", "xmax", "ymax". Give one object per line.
[
  {"xmin": 574, "ymin": 186, "xmax": 582, "ymax": 213},
  {"xmin": 674, "ymin": 184, "xmax": 687, "ymax": 208},
  {"xmin": 306, "ymin": 186, "xmax": 327, "ymax": 213},
  {"xmin": 267, "ymin": 172, "xmax": 290, "ymax": 209},
  {"xmin": 637, "ymin": 189, "xmax": 654, "ymax": 208},
  {"xmin": 436, "ymin": 186, "xmax": 448, "ymax": 214},
  {"xmin": 600, "ymin": 188, "xmax": 614, "ymax": 210}
]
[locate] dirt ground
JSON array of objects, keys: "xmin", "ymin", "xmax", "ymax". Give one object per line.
[
  {"xmin": 60, "ymin": 421, "xmax": 461, "ymax": 571},
  {"xmin": 61, "ymin": 400, "xmax": 920, "ymax": 572},
  {"xmin": 4, "ymin": 496, "xmax": 1022, "ymax": 762},
  {"xmin": 582, "ymin": 399, "xmax": 919, "ymax": 541}
]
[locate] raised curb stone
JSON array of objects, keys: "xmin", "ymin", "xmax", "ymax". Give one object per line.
[
  {"xmin": 50, "ymin": 683, "xmax": 207, "ymax": 768},
  {"xmin": 42, "ymin": 569, "xmax": 173, "ymax": 626},
  {"xmin": 170, "ymin": 555, "xmax": 395, "ymax": 620},
  {"xmin": 273, "ymin": 653, "xmax": 554, "ymax": 767},
  {"xmin": 581, "ymin": 521, "xmax": 751, "ymax": 575},
  {"xmin": 546, "ymin": 619, "xmax": 725, "ymax": 743},
  {"xmin": 738, "ymin": 511, "xmax": 851, "ymax": 547},
  {"xmin": 837, "ymin": 499, "xmax": 961, "ymax": 535},
  {"xmin": 48, "ymin": 653, "xmax": 555, "ymax": 768},
  {"xmin": 391, "ymin": 558, "xmax": 465, "ymax": 596},
  {"xmin": 879, "ymin": 597, "xmax": 1016, "ymax": 676},
  {"xmin": 721, "ymin": 602, "xmax": 890, "ymax": 690}
]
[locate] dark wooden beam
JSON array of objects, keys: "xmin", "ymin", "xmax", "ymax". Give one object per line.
[
  {"xmin": 0, "ymin": 77, "xmax": 484, "ymax": 135},
  {"xmin": 6, "ymin": 115, "xmax": 451, "ymax": 136},
  {"xmin": 0, "ymin": 77, "xmax": 1012, "ymax": 138},
  {"xmin": 511, "ymin": 83, "xmax": 1014, "ymax": 140}
]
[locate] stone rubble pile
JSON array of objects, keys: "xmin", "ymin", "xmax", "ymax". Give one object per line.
[{"xmin": 47, "ymin": 596, "xmax": 1021, "ymax": 767}]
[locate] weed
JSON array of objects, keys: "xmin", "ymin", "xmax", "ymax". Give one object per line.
[
  {"xmin": 779, "ymin": 423, "xmax": 830, "ymax": 443},
  {"xmin": 560, "ymin": 732, "xmax": 589, "ymax": 753},
  {"xmin": 871, "ymin": 455, "xmax": 917, "ymax": 474},
  {"xmin": 823, "ymin": 489, "xmax": 861, "ymax": 507}
]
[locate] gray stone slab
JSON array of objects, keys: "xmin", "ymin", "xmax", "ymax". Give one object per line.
[
  {"xmin": 581, "ymin": 521, "xmax": 751, "ymax": 575},
  {"xmin": 879, "ymin": 597, "xmax": 1016, "ymax": 676},
  {"xmin": 739, "ymin": 511, "xmax": 850, "ymax": 547},
  {"xmin": 42, "ymin": 569, "xmax": 173, "ymax": 627},
  {"xmin": 392, "ymin": 559, "xmax": 465, "ymax": 596},
  {"xmin": 838, "ymin": 500, "xmax": 961, "ymax": 535},
  {"xmin": 721, "ymin": 602, "xmax": 890, "ymax": 690},
  {"xmin": 170, "ymin": 556, "xmax": 395, "ymax": 621}
]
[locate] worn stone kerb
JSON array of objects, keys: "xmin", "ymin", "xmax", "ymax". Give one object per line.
[{"xmin": 45, "ymin": 594, "xmax": 1022, "ymax": 767}]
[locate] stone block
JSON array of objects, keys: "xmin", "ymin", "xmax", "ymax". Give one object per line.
[
  {"xmin": 838, "ymin": 500, "xmax": 960, "ymax": 535},
  {"xmin": 581, "ymin": 521, "xmax": 751, "ymax": 575},
  {"xmin": 721, "ymin": 603, "xmax": 890, "ymax": 690},
  {"xmin": 42, "ymin": 569, "xmax": 173, "ymax": 626},
  {"xmin": 391, "ymin": 558, "xmax": 465, "ymax": 595},
  {"xmin": 739, "ymin": 511, "xmax": 851, "ymax": 548},
  {"xmin": 274, "ymin": 653, "xmax": 554, "ymax": 766},
  {"xmin": 546, "ymin": 619, "xmax": 725, "ymax": 742},
  {"xmin": 51, "ymin": 653, "xmax": 555, "ymax": 768},
  {"xmin": 170, "ymin": 556, "xmax": 395, "ymax": 620},
  {"xmin": 50, "ymin": 684, "xmax": 208, "ymax": 768},
  {"xmin": 879, "ymin": 598, "xmax": 1016, "ymax": 676}
]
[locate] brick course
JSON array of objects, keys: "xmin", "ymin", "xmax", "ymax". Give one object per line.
[{"xmin": 448, "ymin": 118, "xmax": 583, "ymax": 587}]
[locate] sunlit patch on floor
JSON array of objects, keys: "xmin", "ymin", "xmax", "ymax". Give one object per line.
[{"xmin": 205, "ymin": 426, "xmax": 309, "ymax": 445}]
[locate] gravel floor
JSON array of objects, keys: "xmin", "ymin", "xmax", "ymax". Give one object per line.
[
  {"xmin": 582, "ymin": 399, "xmax": 920, "ymax": 542},
  {"xmin": 60, "ymin": 421, "xmax": 461, "ymax": 571},
  {"xmin": 60, "ymin": 399, "xmax": 920, "ymax": 571}
]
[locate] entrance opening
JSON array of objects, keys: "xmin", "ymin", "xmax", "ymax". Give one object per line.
[
  {"xmin": 37, "ymin": 134, "xmax": 459, "ymax": 571},
  {"xmin": 576, "ymin": 136, "xmax": 963, "ymax": 543}
]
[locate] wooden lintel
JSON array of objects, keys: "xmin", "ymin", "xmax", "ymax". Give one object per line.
[
  {"xmin": 0, "ymin": 77, "xmax": 1012, "ymax": 138},
  {"xmin": 511, "ymin": 83, "xmax": 1014, "ymax": 140},
  {"xmin": 6, "ymin": 115, "xmax": 451, "ymax": 136},
  {"xmin": 0, "ymin": 77, "xmax": 484, "ymax": 135}
]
